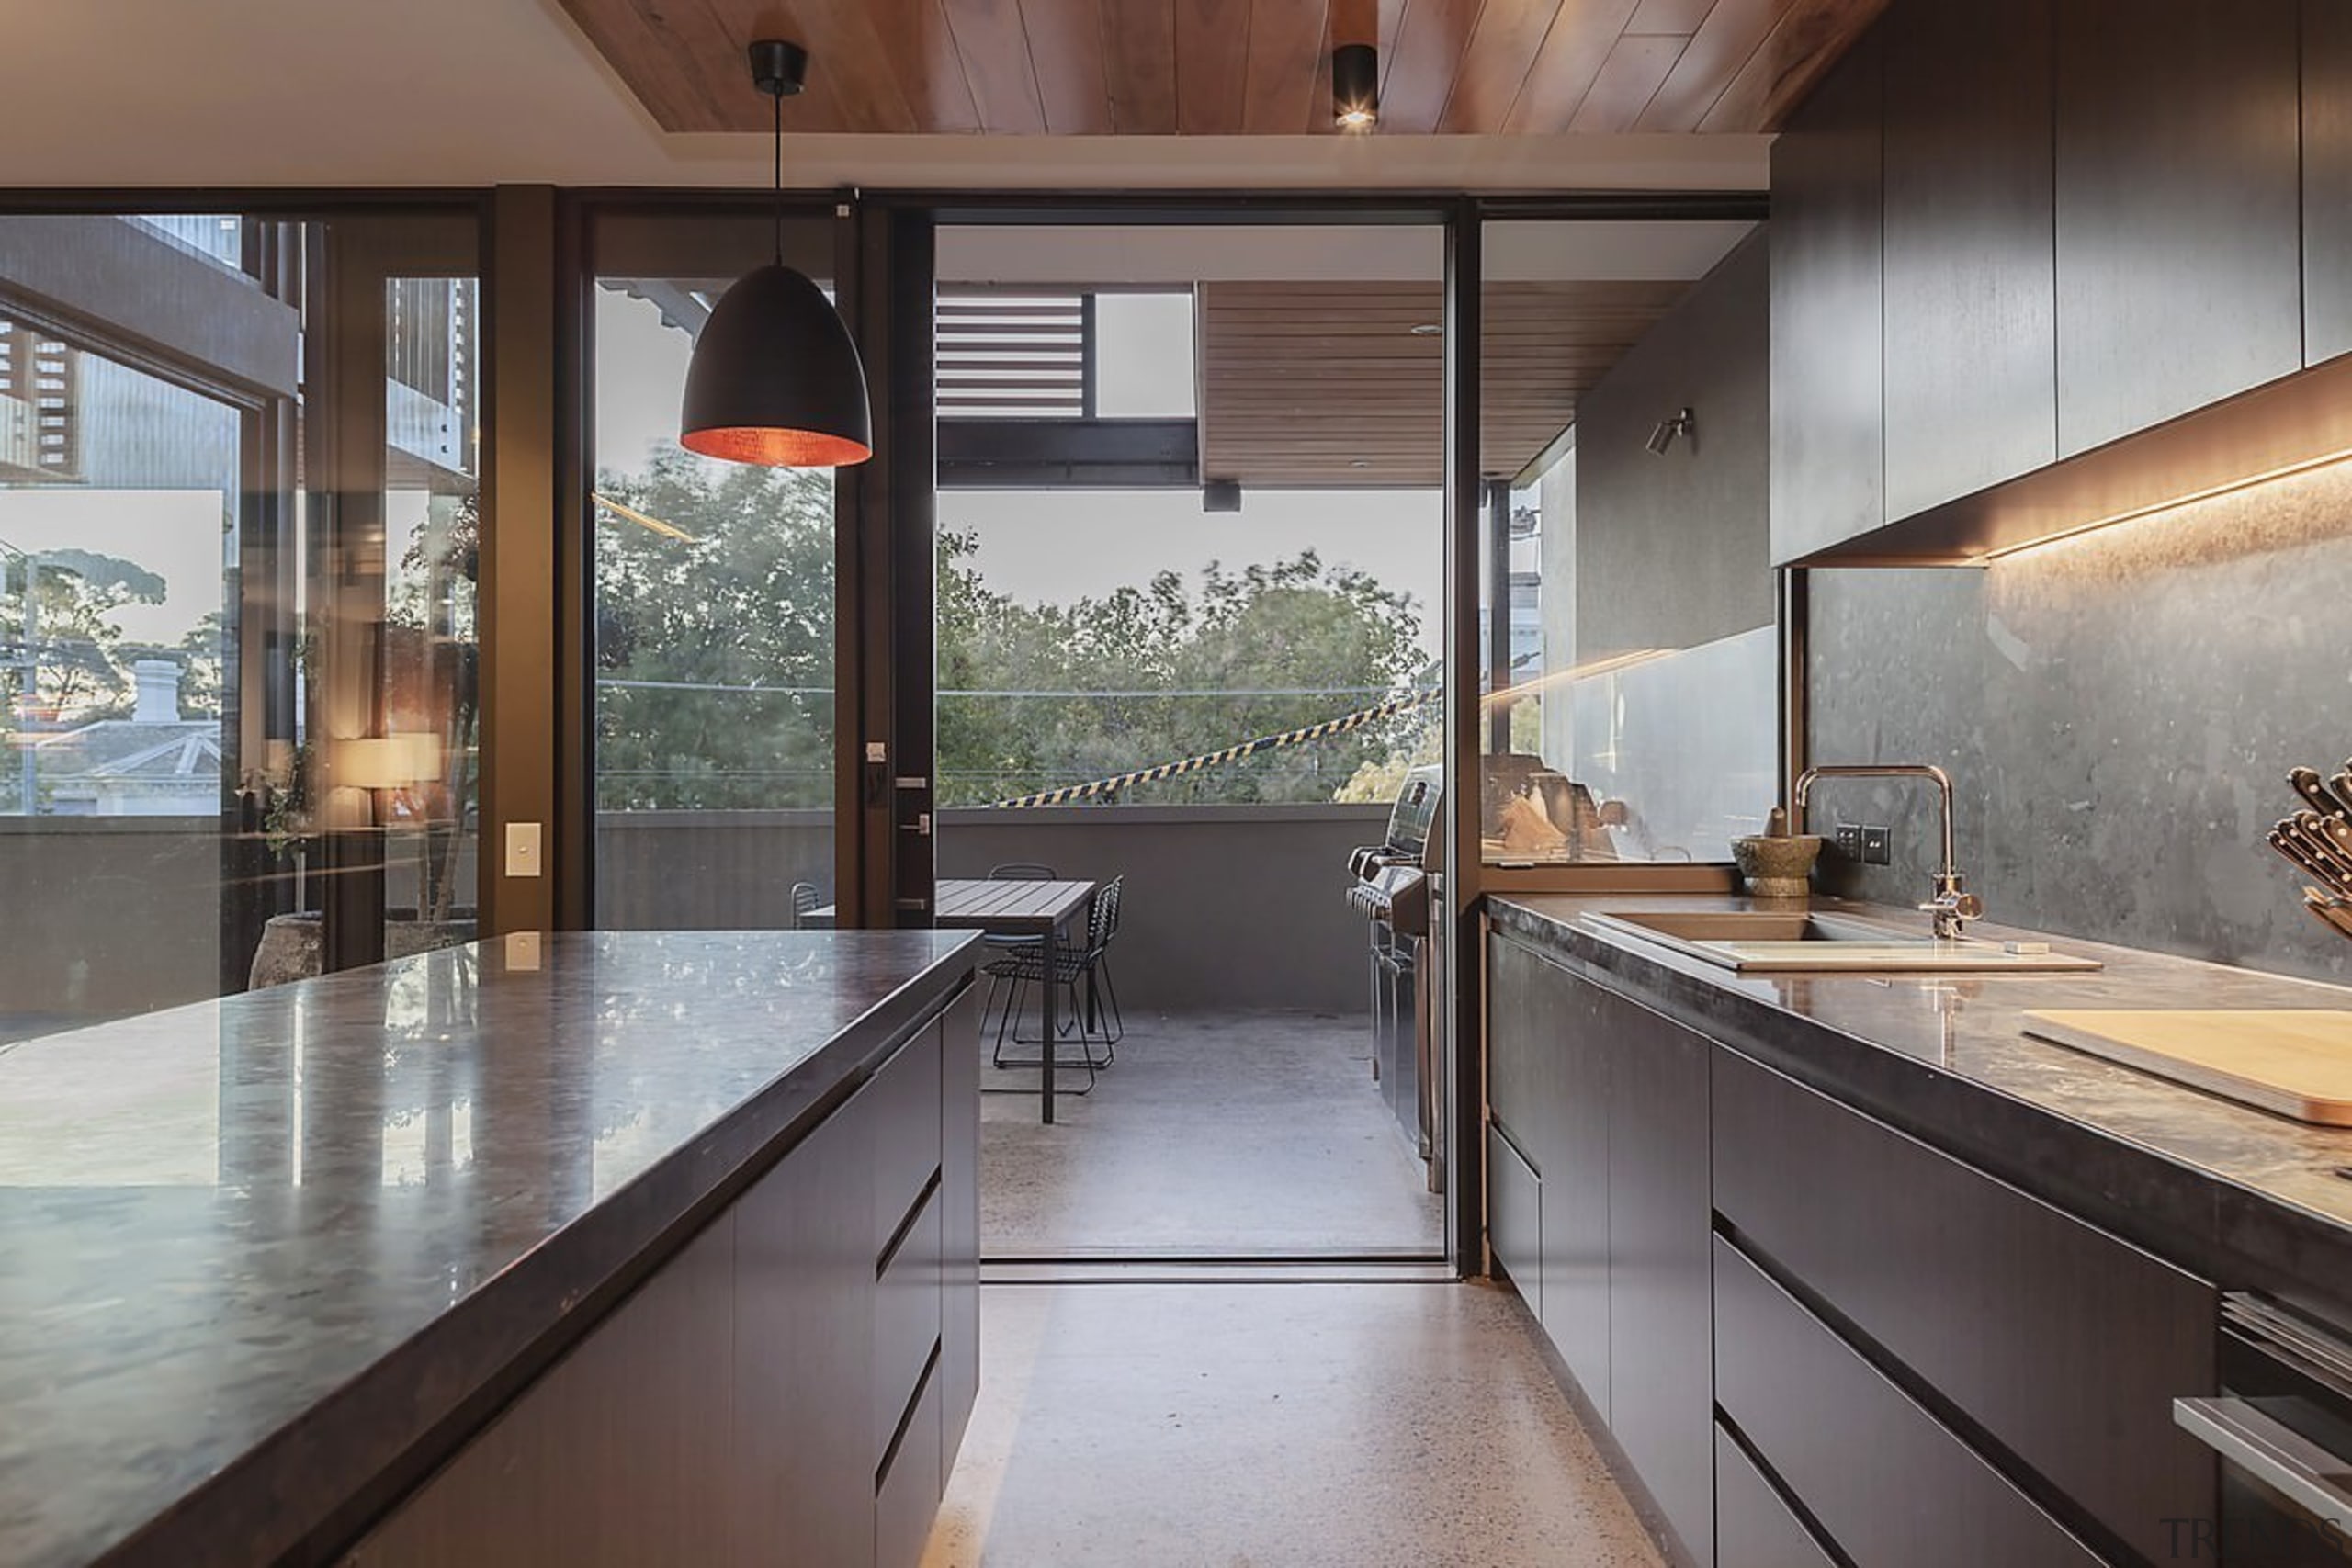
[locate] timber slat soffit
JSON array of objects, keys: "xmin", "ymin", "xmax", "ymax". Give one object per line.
[
  {"xmin": 553, "ymin": 0, "xmax": 1888, "ymax": 136},
  {"xmin": 1196, "ymin": 279, "xmax": 1686, "ymax": 487}
]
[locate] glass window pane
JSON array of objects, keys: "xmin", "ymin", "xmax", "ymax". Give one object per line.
[
  {"xmin": 591, "ymin": 213, "xmax": 839, "ymax": 928},
  {"xmin": 1093, "ymin": 291, "xmax": 1195, "ymax": 418},
  {"xmin": 381, "ymin": 276, "xmax": 480, "ymax": 953},
  {"xmin": 1477, "ymin": 218, "xmax": 1774, "ymax": 867},
  {"xmin": 0, "ymin": 210, "xmax": 481, "ymax": 1045}
]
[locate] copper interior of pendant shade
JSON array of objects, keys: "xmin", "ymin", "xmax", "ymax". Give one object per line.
[{"xmin": 680, "ymin": 426, "xmax": 874, "ymax": 468}]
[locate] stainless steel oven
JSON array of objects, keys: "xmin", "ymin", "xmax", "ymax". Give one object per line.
[{"xmin": 2176, "ymin": 1294, "xmax": 2352, "ymax": 1563}]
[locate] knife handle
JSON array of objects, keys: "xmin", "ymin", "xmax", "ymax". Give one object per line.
[
  {"xmin": 2306, "ymin": 890, "xmax": 2352, "ymax": 943},
  {"xmin": 2292, "ymin": 767, "xmax": 2348, "ymax": 820},
  {"xmin": 2272, "ymin": 828, "xmax": 2352, "ymax": 893},
  {"xmin": 2333, "ymin": 770, "xmax": 2352, "ymax": 818},
  {"xmin": 2288, "ymin": 817, "xmax": 2352, "ymax": 889}
]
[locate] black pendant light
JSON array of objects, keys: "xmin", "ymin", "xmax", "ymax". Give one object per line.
[{"xmin": 680, "ymin": 39, "xmax": 874, "ymax": 468}]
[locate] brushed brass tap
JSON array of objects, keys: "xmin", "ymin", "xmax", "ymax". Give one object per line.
[{"xmin": 1793, "ymin": 764, "xmax": 1984, "ymax": 941}]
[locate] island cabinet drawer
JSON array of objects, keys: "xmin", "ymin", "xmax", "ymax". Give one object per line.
[
  {"xmin": 1714, "ymin": 1426, "xmax": 1837, "ymax": 1568},
  {"xmin": 1712, "ymin": 1049, "xmax": 2215, "ymax": 1562},
  {"xmin": 340, "ymin": 1215, "xmax": 740, "ymax": 1568},
  {"xmin": 1487, "ymin": 1123, "xmax": 1542, "ymax": 1315},
  {"xmin": 875, "ymin": 1350, "xmax": 944, "ymax": 1568},
  {"xmin": 871, "ymin": 1020, "xmax": 944, "ymax": 1257},
  {"xmin": 1714, "ymin": 1236, "xmax": 2106, "ymax": 1568},
  {"xmin": 874, "ymin": 1174, "xmax": 944, "ymax": 1469}
]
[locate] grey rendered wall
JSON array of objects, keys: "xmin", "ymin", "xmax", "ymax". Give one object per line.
[
  {"xmin": 937, "ymin": 804, "xmax": 1385, "ymax": 1015},
  {"xmin": 594, "ymin": 805, "xmax": 1385, "ymax": 1015},
  {"xmin": 1808, "ymin": 458, "xmax": 2352, "ymax": 986},
  {"xmin": 1575, "ymin": 229, "xmax": 1773, "ymax": 663},
  {"xmin": 0, "ymin": 818, "xmax": 220, "ymax": 1037}
]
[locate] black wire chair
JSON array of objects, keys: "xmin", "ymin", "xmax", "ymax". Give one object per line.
[
  {"xmin": 986, "ymin": 875, "xmax": 1125, "ymax": 1091},
  {"xmin": 976, "ymin": 863, "xmax": 1056, "ymax": 1051},
  {"xmin": 978, "ymin": 862, "xmax": 1054, "ymax": 950}
]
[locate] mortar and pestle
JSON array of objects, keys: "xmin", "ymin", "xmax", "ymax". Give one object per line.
[{"xmin": 1731, "ymin": 807, "xmax": 1822, "ymax": 899}]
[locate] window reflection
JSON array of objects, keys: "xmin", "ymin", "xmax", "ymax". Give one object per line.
[
  {"xmin": 1477, "ymin": 219, "xmax": 1775, "ymax": 866},
  {"xmin": 0, "ymin": 211, "xmax": 481, "ymax": 1046}
]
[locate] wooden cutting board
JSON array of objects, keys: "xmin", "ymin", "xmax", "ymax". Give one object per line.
[{"xmin": 2023, "ymin": 1010, "xmax": 2352, "ymax": 1125}]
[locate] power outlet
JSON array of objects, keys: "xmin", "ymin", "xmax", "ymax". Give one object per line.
[
  {"xmin": 1860, "ymin": 825, "xmax": 1893, "ymax": 865},
  {"xmin": 1834, "ymin": 824, "xmax": 1865, "ymax": 860}
]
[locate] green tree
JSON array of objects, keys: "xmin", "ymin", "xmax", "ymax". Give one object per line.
[
  {"xmin": 1, "ymin": 550, "xmax": 167, "ymax": 724},
  {"xmin": 591, "ymin": 456, "xmax": 1432, "ymax": 809},
  {"xmin": 594, "ymin": 452, "xmax": 835, "ymax": 809},
  {"xmin": 933, "ymin": 530, "xmax": 1430, "ymax": 807}
]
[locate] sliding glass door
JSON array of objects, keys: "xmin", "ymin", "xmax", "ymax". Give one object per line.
[{"xmin": 586, "ymin": 207, "xmax": 845, "ymax": 929}]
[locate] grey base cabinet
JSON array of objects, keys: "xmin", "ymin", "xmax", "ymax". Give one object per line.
[
  {"xmin": 1714, "ymin": 1237, "xmax": 2103, "ymax": 1568},
  {"xmin": 344, "ymin": 990, "xmax": 981, "ymax": 1568},
  {"xmin": 1486, "ymin": 932, "xmax": 1711, "ymax": 1563},
  {"xmin": 1713, "ymin": 1049, "xmax": 2214, "ymax": 1564},
  {"xmin": 1713, "ymin": 1428, "xmax": 1835, "ymax": 1568},
  {"xmin": 1608, "ymin": 1007, "xmax": 1711, "ymax": 1562},
  {"xmin": 1485, "ymin": 932, "xmax": 2221, "ymax": 1568}
]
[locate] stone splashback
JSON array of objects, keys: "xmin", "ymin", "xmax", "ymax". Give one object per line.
[{"xmin": 1807, "ymin": 460, "xmax": 2352, "ymax": 986}]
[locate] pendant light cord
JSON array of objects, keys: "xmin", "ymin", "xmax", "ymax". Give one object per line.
[{"xmin": 772, "ymin": 87, "xmax": 784, "ymax": 266}]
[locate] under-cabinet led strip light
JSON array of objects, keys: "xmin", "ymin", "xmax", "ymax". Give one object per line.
[{"xmin": 1976, "ymin": 445, "xmax": 2352, "ymax": 564}]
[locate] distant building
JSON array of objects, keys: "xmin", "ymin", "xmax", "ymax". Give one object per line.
[{"xmin": 40, "ymin": 659, "xmax": 219, "ymax": 816}]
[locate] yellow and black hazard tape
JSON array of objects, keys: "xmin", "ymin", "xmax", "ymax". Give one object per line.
[{"xmin": 984, "ymin": 687, "xmax": 1439, "ymax": 808}]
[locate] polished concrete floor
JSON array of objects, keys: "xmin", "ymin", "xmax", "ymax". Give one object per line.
[
  {"xmin": 923, "ymin": 1280, "xmax": 1664, "ymax": 1568},
  {"xmin": 978, "ymin": 1006, "xmax": 1445, "ymax": 1258}
]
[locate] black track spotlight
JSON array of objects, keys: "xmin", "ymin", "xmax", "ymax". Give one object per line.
[
  {"xmin": 1645, "ymin": 407, "xmax": 1696, "ymax": 457},
  {"xmin": 1333, "ymin": 42, "xmax": 1379, "ymax": 130},
  {"xmin": 679, "ymin": 39, "xmax": 873, "ymax": 468}
]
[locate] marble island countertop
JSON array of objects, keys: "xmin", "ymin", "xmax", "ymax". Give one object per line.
[
  {"xmin": 1492, "ymin": 892, "xmax": 2352, "ymax": 1313},
  {"xmin": 0, "ymin": 929, "xmax": 980, "ymax": 1568}
]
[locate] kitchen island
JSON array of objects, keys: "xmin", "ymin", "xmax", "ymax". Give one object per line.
[
  {"xmin": 1487, "ymin": 892, "xmax": 2352, "ymax": 1568},
  {"xmin": 0, "ymin": 929, "xmax": 982, "ymax": 1568}
]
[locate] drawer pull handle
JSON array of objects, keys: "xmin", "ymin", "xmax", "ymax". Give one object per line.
[{"xmin": 2175, "ymin": 1396, "xmax": 2352, "ymax": 1524}]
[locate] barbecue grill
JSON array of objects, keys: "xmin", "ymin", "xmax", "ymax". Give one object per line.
[{"xmin": 1346, "ymin": 765, "xmax": 1441, "ymax": 1164}]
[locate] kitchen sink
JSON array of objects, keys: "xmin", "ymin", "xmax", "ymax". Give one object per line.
[{"xmin": 1584, "ymin": 909, "xmax": 2104, "ymax": 973}]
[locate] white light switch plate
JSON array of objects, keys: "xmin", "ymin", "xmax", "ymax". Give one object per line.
[{"xmin": 505, "ymin": 821, "xmax": 543, "ymax": 878}]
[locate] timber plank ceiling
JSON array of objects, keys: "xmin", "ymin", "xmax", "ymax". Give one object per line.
[
  {"xmin": 1196, "ymin": 279, "xmax": 1690, "ymax": 487},
  {"xmin": 555, "ymin": 0, "xmax": 1888, "ymax": 136}
]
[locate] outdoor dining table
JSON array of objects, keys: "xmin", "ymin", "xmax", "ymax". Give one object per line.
[
  {"xmin": 934, "ymin": 877, "xmax": 1096, "ymax": 1124},
  {"xmin": 818, "ymin": 877, "xmax": 1097, "ymax": 1124}
]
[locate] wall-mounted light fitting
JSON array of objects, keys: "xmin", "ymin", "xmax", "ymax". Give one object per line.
[
  {"xmin": 679, "ymin": 40, "xmax": 874, "ymax": 468},
  {"xmin": 1333, "ymin": 43, "xmax": 1379, "ymax": 130},
  {"xmin": 1203, "ymin": 479, "xmax": 1244, "ymax": 513},
  {"xmin": 1645, "ymin": 407, "xmax": 1696, "ymax": 457}
]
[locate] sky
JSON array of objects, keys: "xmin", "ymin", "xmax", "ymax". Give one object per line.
[
  {"xmin": 0, "ymin": 489, "xmax": 225, "ymax": 646},
  {"xmin": 940, "ymin": 488, "xmax": 1442, "ymax": 656},
  {"xmin": 594, "ymin": 287, "xmax": 1444, "ymax": 657}
]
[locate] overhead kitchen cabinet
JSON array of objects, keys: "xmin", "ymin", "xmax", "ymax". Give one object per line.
[
  {"xmin": 1879, "ymin": 0, "xmax": 2055, "ymax": 522},
  {"xmin": 1766, "ymin": 27, "xmax": 1882, "ymax": 569},
  {"xmin": 2052, "ymin": 0, "xmax": 2301, "ymax": 457},
  {"xmin": 1768, "ymin": 0, "xmax": 2344, "ymax": 567},
  {"xmin": 2305, "ymin": 0, "xmax": 2352, "ymax": 365}
]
